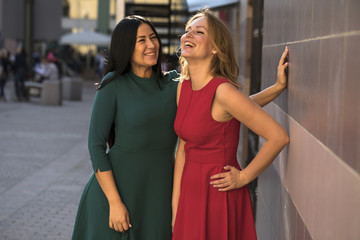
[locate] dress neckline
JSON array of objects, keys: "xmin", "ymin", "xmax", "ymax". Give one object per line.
[
  {"xmin": 189, "ymin": 77, "xmax": 214, "ymax": 92},
  {"xmin": 129, "ymin": 71, "xmax": 157, "ymax": 85}
]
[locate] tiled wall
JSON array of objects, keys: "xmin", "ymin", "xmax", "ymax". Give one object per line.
[{"xmin": 256, "ymin": 0, "xmax": 360, "ymax": 239}]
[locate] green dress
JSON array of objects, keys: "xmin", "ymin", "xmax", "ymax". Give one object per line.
[{"xmin": 72, "ymin": 71, "xmax": 179, "ymax": 240}]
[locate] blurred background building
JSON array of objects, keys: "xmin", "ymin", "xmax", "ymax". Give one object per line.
[
  {"xmin": 0, "ymin": 0, "xmax": 359, "ymax": 239},
  {"xmin": 0, "ymin": 0, "xmax": 244, "ymax": 77},
  {"xmin": 0, "ymin": 0, "xmax": 62, "ymax": 66}
]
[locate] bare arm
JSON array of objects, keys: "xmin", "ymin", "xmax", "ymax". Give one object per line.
[
  {"xmin": 250, "ymin": 47, "xmax": 289, "ymax": 107},
  {"xmin": 171, "ymin": 138, "xmax": 186, "ymax": 231},
  {"xmin": 171, "ymin": 81, "xmax": 186, "ymax": 231},
  {"xmin": 95, "ymin": 170, "xmax": 132, "ymax": 232},
  {"xmin": 210, "ymin": 83, "xmax": 289, "ymax": 190}
]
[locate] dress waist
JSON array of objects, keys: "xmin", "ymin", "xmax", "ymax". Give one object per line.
[{"xmin": 185, "ymin": 147, "xmax": 238, "ymax": 165}]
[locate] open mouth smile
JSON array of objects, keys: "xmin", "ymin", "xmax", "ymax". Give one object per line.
[{"xmin": 184, "ymin": 41, "xmax": 196, "ymax": 48}]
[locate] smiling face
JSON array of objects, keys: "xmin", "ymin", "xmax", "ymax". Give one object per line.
[
  {"xmin": 130, "ymin": 23, "xmax": 160, "ymax": 77},
  {"xmin": 180, "ymin": 17, "xmax": 214, "ymax": 61}
]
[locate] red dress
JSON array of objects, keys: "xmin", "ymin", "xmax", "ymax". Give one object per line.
[{"xmin": 172, "ymin": 78, "xmax": 257, "ymax": 240}]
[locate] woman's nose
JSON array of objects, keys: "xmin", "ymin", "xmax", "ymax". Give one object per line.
[
  {"xmin": 147, "ymin": 39, "xmax": 156, "ymax": 48},
  {"xmin": 185, "ymin": 30, "xmax": 194, "ymax": 37}
]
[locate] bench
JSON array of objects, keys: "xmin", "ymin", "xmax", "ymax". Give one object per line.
[
  {"xmin": 24, "ymin": 80, "xmax": 62, "ymax": 105},
  {"xmin": 24, "ymin": 81, "xmax": 43, "ymax": 97}
]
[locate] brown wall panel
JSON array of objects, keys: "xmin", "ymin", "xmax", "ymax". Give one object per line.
[{"xmin": 257, "ymin": 0, "xmax": 360, "ymax": 239}]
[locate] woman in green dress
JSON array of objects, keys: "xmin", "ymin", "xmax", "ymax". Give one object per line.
[{"xmin": 71, "ymin": 15, "xmax": 288, "ymax": 240}]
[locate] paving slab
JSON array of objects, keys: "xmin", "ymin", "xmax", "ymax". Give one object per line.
[{"xmin": 0, "ymin": 79, "xmax": 98, "ymax": 240}]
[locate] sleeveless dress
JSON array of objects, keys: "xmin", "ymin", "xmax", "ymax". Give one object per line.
[
  {"xmin": 72, "ymin": 71, "xmax": 179, "ymax": 240},
  {"xmin": 172, "ymin": 78, "xmax": 257, "ymax": 240}
]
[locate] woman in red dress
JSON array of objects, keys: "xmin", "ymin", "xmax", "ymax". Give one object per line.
[{"xmin": 172, "ymin": 9, "xmax": 290, "ymax": 240}]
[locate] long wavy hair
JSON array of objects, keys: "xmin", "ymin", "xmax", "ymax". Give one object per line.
[
  {"xmin": 99, "ymin": 15, "xmax": 164, "ymax": 148},
  {"xmin": 99, "ymin": 15, "xmax": 164, "ymax": 90},
  {"xmin": 179, "ymin": 8, "xmax": 240, "ymax": 86}
]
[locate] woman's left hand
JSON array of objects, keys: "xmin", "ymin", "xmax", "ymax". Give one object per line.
[
  {"xmin": 210, "ymin": 166, "xmax": 248, "ymax": 191},
  {"xmin": 276, "ymin": 46, "xmax": 289, "ymax": 89}
]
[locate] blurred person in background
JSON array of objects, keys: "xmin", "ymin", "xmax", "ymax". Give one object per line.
[
  {"xmin": 13, "ymin": 46, "xmax": 28, "ymax": 101},
  {"xmin": 94, "ymin": 49, "xmax": 106, "ymax": 78},
  {"xmin": 45, "ymin": 48, "xmax": 63, "ymax": 78},
  {"xmin": 0, "ymin": 48, "xmax": 10, "ymax": 102},
  {"xmin": 33, "ymin": 57, "xmax": 59, "ymax": 82},
  {"xmin": 41, "ymin": 57, "xmax": 59, "ymax": 81}
]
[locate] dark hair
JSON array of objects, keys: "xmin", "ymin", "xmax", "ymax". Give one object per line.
[{"xmin": 99, "ymin": 15, "xmax": 164, "ymax": 89}]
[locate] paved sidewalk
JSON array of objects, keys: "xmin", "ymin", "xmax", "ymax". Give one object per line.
[{"xmin": 0, "ymin": 79, "xmax": 98, "ymax": 240}]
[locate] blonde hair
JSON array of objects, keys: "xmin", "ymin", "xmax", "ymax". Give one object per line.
[{"xmin": 179, "ymin": 8, "xmax": 240, "ymax": 86}]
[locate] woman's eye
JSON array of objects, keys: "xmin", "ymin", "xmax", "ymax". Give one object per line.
[{"xmin": 196, "ymin": 31, "xmax": 204, "ymax": 34}]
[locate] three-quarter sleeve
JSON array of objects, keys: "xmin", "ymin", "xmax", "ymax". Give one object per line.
[{"xmin": 88, "ymin": 80, "xmax": 117, "ymax": 172}]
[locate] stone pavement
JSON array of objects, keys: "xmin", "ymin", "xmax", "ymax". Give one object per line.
[{"xmin": 0, "ymin": 79, "xmax": 98, "ymax": 240}]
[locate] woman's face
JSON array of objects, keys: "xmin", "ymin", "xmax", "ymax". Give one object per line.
[
  {"xmin": 130, "ymin": 23, "xmax": 159, "ymax": 77},
  {"xmin": 180, "ymin": 16, "xmax": 214, "ymax": 60}
]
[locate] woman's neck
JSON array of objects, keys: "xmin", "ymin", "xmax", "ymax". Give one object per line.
[
  {"xmin": 187, "ymin": 59, "xmax": 213, "ymax": 90},
  {"xmin": 132, "ymin": 67, "xmax": 153, "ymax": 78}
]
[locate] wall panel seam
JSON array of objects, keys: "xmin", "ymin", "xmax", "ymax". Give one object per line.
[
  {"xmin": 263, "ymin": 30, "xmax": 360, "ymax": 48},
  {"xmin": 265, "ymin": 102, "xmax": 360, "ymax": 181}
]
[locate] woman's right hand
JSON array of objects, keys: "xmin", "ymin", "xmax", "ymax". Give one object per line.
[
  {"xmin": 94, "ymin": 170, "xmax": 132, "ymax": 233},
  {"xmin": 109, "ymin": 200, "xmax": 132, "ymax": 232}
]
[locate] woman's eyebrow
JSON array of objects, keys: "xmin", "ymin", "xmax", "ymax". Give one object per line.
[
  {"xmin": 186, "ymin": 25, "xmax": 207, "ymax": 31},
  {"xmin": 137, "ymin": 32, "xmax": 156, "ymax": 39}
]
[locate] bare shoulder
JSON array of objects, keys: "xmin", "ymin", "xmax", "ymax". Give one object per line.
[
  {"xmin": 215, "ymin": 81, "xmax": 247, "ymax": 104},
  {"xmin": 216, "ymin": 81, "xmax": 239, "ymax": 93}
]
